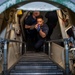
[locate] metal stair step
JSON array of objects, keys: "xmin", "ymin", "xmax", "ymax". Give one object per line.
[
  {"xmin": 10, "ymin": 72, "xmax": 63, "ymax": 75},
  {"xmin": 24, "ymin": 52, "xmax": 47, "ymax": 56},
  {"xmin": 15, "ymin": 65, "xmax": 58, "ymax": 69},
  {"xmin": 17, "ymin": 62, "xmax": 56, "ymax": 66},
  {"xmin": 9, "ymin": 52, "xmax": 64, "ymax": 75},
  {"xmin": 10, "ymin": 69, "xmax": 63, "ymax": 73},
  {"xmin": 20, "ymin": 58, "xmax": 50, "ymax": 62},
  {"xmin": 20, "ymin": 56, "xmax": 49, "ymax": 58},
  {"xmin": 22, "ymin": 55, "xmax": 48, "ymax": 59},
  {"xmin": 18, "ymin": 61, "xmax": 53, "ymax": 64}
]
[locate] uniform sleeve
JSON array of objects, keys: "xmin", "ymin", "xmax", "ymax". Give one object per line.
[{"xmin": 25, "ymin": 16, "xmax": 31, "ymax": 25}]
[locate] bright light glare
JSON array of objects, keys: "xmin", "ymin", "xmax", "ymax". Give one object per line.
[{"xmin": 17, "ymin": 2, "xmax": 60, "ymax": 11}]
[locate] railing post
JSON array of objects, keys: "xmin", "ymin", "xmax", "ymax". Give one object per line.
[
  {"xmin": 48, "ymin": 42, "xmax": 51, "ymax": 58},
  {"xmin": 3, "ymin": 41, "xmax": 8, "ymax": 75},
  {"xmin": 24, "ymin": 43, "xmax": 26, "ymax": 54},
  {"xmin": 64, "ymin": 39, "xmax": 70, "ymax": 75}
]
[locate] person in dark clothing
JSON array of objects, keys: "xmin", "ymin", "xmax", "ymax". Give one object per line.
[
  {"xmin": 25, "ymin": 11, "xmax": 40, "ymax": 41},
  {"xmin": 45, "ymin": 11, "xmax": 58, "ymax": 40},
  {"xmin": 35, "ymin": 15, "xmax": 49, "ymax": 51}
]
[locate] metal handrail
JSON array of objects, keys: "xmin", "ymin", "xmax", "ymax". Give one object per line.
[
  {"xmin": 0, "ymin": 37, "xmax": 74, "ymax": 75},
  {"xmin": 0, "ymin": 37, "xmax": 25, "ymax": 43},
  {"xmin": 45, "ymin": 37, "xmax": 74, "ymax": 75},
  {"xmin": 46, "ymin": 37, "xmax": 73, "ymax": 43},
  {"xmin": 0, "ymin": 37, "xmax": 26, "ymax": 75}
]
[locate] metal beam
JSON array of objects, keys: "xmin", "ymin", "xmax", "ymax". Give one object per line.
[{"xmin": 0, "ymin": 0, "xmax": 75, "ymax": 13}]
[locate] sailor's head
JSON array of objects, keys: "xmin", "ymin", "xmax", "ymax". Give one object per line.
[
  {"xmin": 33, "ymin": 11, "xmax": 40, "ymax": 17},
  {"xmin": 37, "ymin": 15, "xmax": 44, "ymax": 26}
]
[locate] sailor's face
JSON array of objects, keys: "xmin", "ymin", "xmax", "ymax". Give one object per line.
[
  {"xmin": 37, "ymin": 18, "xmax": 44, "ymax": 26},
  {"xmin": 33, "ymin": 11, "xmax": 40, "ymax": 17}
]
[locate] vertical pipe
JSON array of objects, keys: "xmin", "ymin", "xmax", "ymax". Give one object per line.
[
  {"xmin": 48, "ymin": 42, "xmax": 50, "ymax": 58},
  {"xmin": 64, "ymin": 40, "xmax": 70, "ymax": 75},
  {"xmin": 3, "ymin": 41, "xmax": 8, "ymax": 75}
]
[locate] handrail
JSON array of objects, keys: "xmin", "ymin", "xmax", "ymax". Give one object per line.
[
  {"xmin": 46, "ymin": 37, "xmax": 73, "ymax": 43},
  {"xmin": 0, "ymin": 37, "xmax": 25, "ymax": 43},
  {"xmin": 45, "ymin": 37, "xmax": 74, "ymax": 75},
  {"xmin": 0, "ymin": 37, "xmax": 26, "ymax": 75},
  {"xmin": 0, "ymin": 37, "xmax": 74, "ymax": 75}
]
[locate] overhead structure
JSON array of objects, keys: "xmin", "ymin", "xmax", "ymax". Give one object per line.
[
  {"xmin": 0, "ymin": 0, "xmax": 75, "ymax": 13},
  {"xmin": 17, "ymin": 2, "xmax": 60, "ymax": 11}
]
